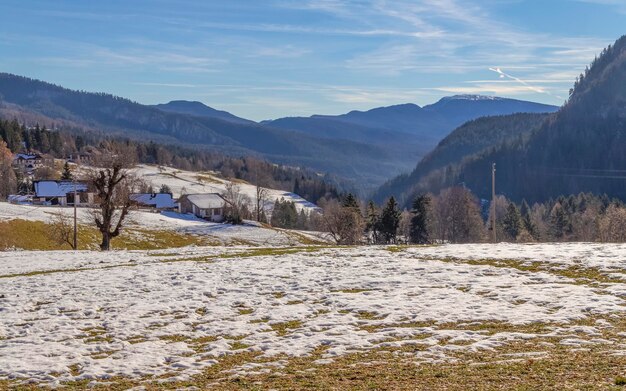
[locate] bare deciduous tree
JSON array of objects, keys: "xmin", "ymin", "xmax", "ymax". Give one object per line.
[
  {"xmin": 255, "ymin": 182, "xmax": 269, "ymax": 223},
  {"xmin": 432, "ymin": 186, "xmax": 485, "ymax": 243},
  {"xmin": 221, "ymin": 182, "xmax": 251, "ymax": 224},
  {"xmin": 91, "ymin": 160, "xmax": 135, "ymax": 251},
  {"xmin": 47, "ymin": 212, "xmax": 76, "ymax": 250},
  {"xmin": 322, "ymin": 199, "xmax": 364, "ymax": 245},
  {"xmin": 598, "ymin": 204, "xmax": 626, "ymax": 242}
]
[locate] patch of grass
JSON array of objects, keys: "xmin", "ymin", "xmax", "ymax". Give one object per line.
[
  {"xmin": 67, "ymin": 363, "xmax": 81, "ymax": 377},
  {"xmin": 356, "ymin": 311, "xmax": 387, "ymax": 320},
  {"xmin": 159, "ymin": 334, "xmax": 220, "ymax": 353},
  {"xmin": 238, "ymin": 308, "xmax": 254, "ymax": 315},
  {"xmin": 80, "ymin": 326, "xmax": 114, "ymax": 343},
  {"xmin": 334, "ymin": 288, "xmax": 373, "ymax": 294},
  {"xmin": 249, "ymin": 317, "xmax": 270, "ymax": 324},
  {"xmin": 437, "ymin": 256, "xmax": 626, "ymax": 286},
  {"xmin": 616, "ymin": 376, "xmax": 626, "ymax": 386},
  {"xmin": 159, "ymin": 255, "xmax": 215, "ymax": 264},
  {"xmin": 220, "ymin": 246, "xmax": 321, "ymax": 259},
  {"xmin": 272, "ymin": 292, "xmax": 286, "ymax": 299},
  {"xmin": 270, "ymin": 320, "xmax": 303, "ymax": 336},
  {"xmin": 230, "ymin": 341, "xmax": 250, "ymax": 350},
  {"xmin": 195, "ymin": 307, "xmax": 208, "ymax": 316},
  {"xmin": 286, "ymin": 300, "xmax": 304, "ymax": 305},
  {"xmin": 386, "ymin": 245, "xmax": 408, "ymax": 253},
  {"xmin": 126, "ymin": 335, "xmax": 147, "ymax": 344}
]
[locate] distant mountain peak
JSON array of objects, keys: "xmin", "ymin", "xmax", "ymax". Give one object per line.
[
  {"xmin": 441, "ymin": 95, "xmax": 504, "ymax": 101},
  {"xmin": 153, "ymin": 100, "xmax": 254, "ymax": 124}
]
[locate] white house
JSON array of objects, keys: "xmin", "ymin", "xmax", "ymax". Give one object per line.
[
  {"xmin": 33, "ymin": 180, "xmax": 93, "ymax": 206},
  {"xmin": 13, "ymin": 153, "xmax": 44, "ymax": 174},
  {"xmin": 130, "ymin": 193, "xmax": 178, "ymax": 211},
  {"xmin": 178, "ymin": 193, "xmax": 227, "ymax": 222}
]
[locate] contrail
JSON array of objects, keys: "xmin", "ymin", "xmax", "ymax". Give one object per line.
[{"xmin": 489, "ymin": 67, "xmax": 564, "ymax": 100}]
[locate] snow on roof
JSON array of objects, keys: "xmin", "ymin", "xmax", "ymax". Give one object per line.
[
  {"xmin": 13, "ymin": 153, "xmax": 42, "ymax": 160},
  {"xmin": 183, "ymin": 193, "xmax": 226, "ymax": 209},
  {"xmin": 130, "ymin": 193, "xmax": 178, "ymax": 209},
  {"xmin": 34, "ymin": 181, "xmax": 88, "ymax": 197}
]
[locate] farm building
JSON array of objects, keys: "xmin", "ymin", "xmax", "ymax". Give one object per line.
[
  {"xmin": 178, "ymin": 193, "xmax": 227, "ymax": 222},
  {"xmin": 130, "ymin": 193, "xmax": 178, "ymax": 211},
  {"xmin": 33, "ymin": 180, "xmax": 93, "ymax": 206},
  {"xmin": 12, "ymin": 153, "xmax": 44, "ymax": 174}
]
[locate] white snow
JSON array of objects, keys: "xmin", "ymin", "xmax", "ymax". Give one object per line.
[
  {"xmin": 1, "ymin": 243, "xmax": 626, "ymax": 386},
  {"xmin": 129, "ymin": 164, "xmax": 320, "ymax": 214}
]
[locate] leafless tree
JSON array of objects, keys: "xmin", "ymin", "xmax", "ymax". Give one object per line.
[
  {"xmin": 221, "ymin": 182, "xmax": 251, "ymax": 224},
  {"xmin": 598, "ymin": 204, "xmax": 626, "ymax": 242},
  {"xmin": 397, "ymin": 210, "xmax": 412, "ymax": 244},
  {"xmin": 90, "ymin": 159, "xmax": 135, "ymax": 251},
  {"xmin": 255, "ymin": 183, "xmax": 269, "ymax": 223},
  {"xmin": 47, "ymin": 212, "xmax": 76, "ymax": 250},
  {"xmin": 322, "ymin": 199, "xmax": 364, "ymax": 245},
  {"xmin": 432, "ymin": 186, "xmax": 485, "ymax": 243}
]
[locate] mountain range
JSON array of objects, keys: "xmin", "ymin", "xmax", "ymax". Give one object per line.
[
  {"xmin": 0, "ymin": 72, "xmax": 557, "ymax": 191},
  {"xmin": 375, "ymin": 35, "xmax": 626, "ymax": 205}
]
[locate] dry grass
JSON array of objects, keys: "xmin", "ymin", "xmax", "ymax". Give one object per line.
[{"xmin": 0, "ymin": 219, "xmax": 214, "ymax": 251}]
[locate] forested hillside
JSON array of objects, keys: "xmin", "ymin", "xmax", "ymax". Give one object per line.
[
  {"xmin": 374, "ymin": 113, "xmax": 550, "ymax": 205},
  {"xmin": 376, "ymin": 35, "xmax": 626, "ymax": 205}
]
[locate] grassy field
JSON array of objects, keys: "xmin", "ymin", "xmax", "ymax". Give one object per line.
[{"xmin": 0, "ymin": 219, "xmax": 220, "ymax": 251}]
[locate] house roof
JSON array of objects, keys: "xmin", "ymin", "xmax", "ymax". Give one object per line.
[
  {"xmin": 13, "ymin": 153, "xmax": 42, "ymax": 161},
  {"xmin": 34, "ymin": 181, "xmax": 88, "ymax": 197},
  {"xmin": 183, "ymin": 193, "xmax": 226, "ymax": 209},
  {"xmin": 130, "ymin": 193, "xmax": 178, "ymax": 209}
]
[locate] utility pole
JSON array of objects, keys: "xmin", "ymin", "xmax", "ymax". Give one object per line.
[
  {"xmin": 491, "ymin": 163, "xmax": 497, "ymax": 243},
  {"xmin": 73, "ymin": 176, "xmax": 77, "ymax": 250}
]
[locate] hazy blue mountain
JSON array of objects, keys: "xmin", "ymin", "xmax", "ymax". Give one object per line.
[
  {"xmin": 265, "ymin": 97, "xmax": 558, "ymax": 148},
  {"xmin": 153, "ymin": 100, "xmax": 255, "ymax": 125},
  {"xmin": 423, "ymin": 95, "xmax": 558, "ymax": 130},
  {"xmin": 0, "ymin": 73, "xmax": 409, "ymax": 188}
]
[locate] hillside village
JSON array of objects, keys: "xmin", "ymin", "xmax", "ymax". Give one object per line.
[{"xmin": 0, "ymin": 148, "xmax": 329, "ymax": 249}]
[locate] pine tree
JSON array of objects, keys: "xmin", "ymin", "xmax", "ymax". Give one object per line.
[
  {"xmin": 502, "ymin": 202, "xmax": 522, "ymax": 240},
  {"xmin": 365, "ymin": 201, "xmax": 381, "ymax": 244},
  {"xmin": 60, "ymin": 161, "xmax": 73, "ymax": 180},
  {"xmin": 159, "ymin": 184, "xmax": 172, "ymax": 194},
  {"xmin": 342, "ymin": 193, "xmax": 359, "ymax": 209},
  {"xmin": 550, "ymin": 203, "xmax": 568, "ymax": 239},
  {"xmin": 409, "ymin": 194, "xmax": 430, "ymax": 244},
  {"xmin": 379, "ymin": 197, "xmax": 401, "ymax": 244},
  {"xmin": 520, "ymin": 199, "xmax": 536, "ymax": 238}
]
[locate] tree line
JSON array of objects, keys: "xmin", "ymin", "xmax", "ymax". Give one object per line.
[{"xmin": 319, "ymin": 186, "xmax": 626, "ymax": 245}]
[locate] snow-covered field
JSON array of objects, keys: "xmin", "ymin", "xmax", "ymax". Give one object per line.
[{"xmin": 2, "ymin": 243, "xmax": 626, "ymax": 388}]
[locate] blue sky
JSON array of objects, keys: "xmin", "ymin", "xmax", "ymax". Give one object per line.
[{"xmin": 0, "ymin": 0, "xmax": 624, "ymax": 120}]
